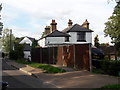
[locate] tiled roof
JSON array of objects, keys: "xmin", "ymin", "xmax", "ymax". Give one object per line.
[
  {"xmin": 99, "ymin": 45, "xmax": 116, "ymax": 54},
  {"xmin": 62, "ymin": 24, "xmax": 93, "ymax": 33},
  {"xmin": 46, "ymin": 30, "xmax": 70, "ymax": 37},
  {"xmin": 26, "ymin": 36, "xmax": 35, "ymax": 42}
]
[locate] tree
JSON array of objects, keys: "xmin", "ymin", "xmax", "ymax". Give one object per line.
[
  {"xmin": 9, "ymin": 37, "xmax": 24, "ymax": 59},
  {"xmin": 0, "ymin": 22, "xmax": 3, "ymax": 35},
  {"xmin": 41, "ymin": 31, "xmax": 46, "ymax": 38},
  {"xmin": 32, "ymin": 39, "xmax": 38, "ymax": 48},
  {"xmin": 94, "ymin": 35, "xmax": 100, "ymax": 48},
  {"xmin": 0, "ymin": 4, "xmax": 3, "ymax": 35},
  {"xmin": 1, "ymin": 28, "xmax": 15, "ymax": 52},
  {"xmin": 104, "ymin": 1, "xmax": 120, "ymax": 55},
  {"xmin": 0, "ymin": 4, "xmax": 2, "ymax": 11}
]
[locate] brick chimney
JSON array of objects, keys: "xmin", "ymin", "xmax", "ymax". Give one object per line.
[
  {"xmin": 68, "ymin": 19, "xmax": 73, "ymax": 27},
  {"xmin": 50, "ymin": 19, "xmax": 57, "ymax": 32},
  {"xmin": 82, "ymin": 19, "xmax": 89, "ymax": 29},
  {"xmin": 45, "ymin": 26, "xmax": 50, "ymax": 35}
]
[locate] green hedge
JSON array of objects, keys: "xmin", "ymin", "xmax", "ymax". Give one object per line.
[{"xmin": 101, "ymin": 60, "xmax": 120, "ymax": 76}]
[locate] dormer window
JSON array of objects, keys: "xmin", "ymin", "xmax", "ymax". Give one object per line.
[
  {"xmin": 77, "ymin": 32, "xmax": 86, "ymax": 42},
  {"xmin": 65, "ymin": 37, "xmax": 69, "ymax": 42}
]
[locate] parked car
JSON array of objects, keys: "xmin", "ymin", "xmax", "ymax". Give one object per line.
[
  {"xmin": 0, "ymin": 81, "xmax": 9, "ymax": 90},
  {"xmin": 91, "ymin": 47, "xmax": 104, "ymax": 59}
]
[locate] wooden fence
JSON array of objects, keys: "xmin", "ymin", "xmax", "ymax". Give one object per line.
[{"xmin": 31, "ymin": 44, "xmax": 91, "ymax": 71}]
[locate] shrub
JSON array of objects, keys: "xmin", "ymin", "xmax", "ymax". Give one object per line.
[
  {"xmin": 101, "ymin": 60, "xmax": 120, "ymax": 76},
  {"xmin": 9, "ymin": 50, "xmax": 18, "ymax": 60}
]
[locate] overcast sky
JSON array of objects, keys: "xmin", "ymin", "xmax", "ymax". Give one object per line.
[{"xmin": 1, "ymin": 0, "xmax": 116, "ymax": 44}]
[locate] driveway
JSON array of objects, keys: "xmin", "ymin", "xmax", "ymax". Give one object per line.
[
  {"xmin": 5, "ymin": 59, "xmax": 119, "ymax": 88},
  {"xmin": 35, "ymin": 70, "xmax": 119, "ymax": 88}
]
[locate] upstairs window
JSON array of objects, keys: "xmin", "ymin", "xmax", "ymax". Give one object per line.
[
  {"xmin": 65, "ymin": 37, "xmax": 69, "ymax": 42},
  {"xmin": 77, "ymin": 32, "xmax": 86, "ymax": 42}
]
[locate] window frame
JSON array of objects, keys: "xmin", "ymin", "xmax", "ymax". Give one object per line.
[
  {"xmin": 77, "ymin": 32, "xmax": 86, "ymax": 42},
  {"xmin": 65, "ymin": 37, "xmax": 69, "ymax": 42}
]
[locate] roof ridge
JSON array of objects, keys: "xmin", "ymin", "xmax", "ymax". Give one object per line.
[{"xmin": 46, "ymin": 30, "xmax": 70, "ymax": 37}]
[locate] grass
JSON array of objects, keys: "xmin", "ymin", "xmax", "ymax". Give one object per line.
[
  {"xmin": 101, "ymin": 84, "xmax": 120, "ymax": 89},
  {"xmin": 15, "ymin": 59, "xmax": 66, "ymax": 73},
  {"xmin": 92, "ymin": 68, "xmax": 104, "ymax": 74}
]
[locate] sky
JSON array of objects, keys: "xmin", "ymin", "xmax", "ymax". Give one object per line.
[{"xmin": 0, "ymin": 0, "xmax": 117, "ymax": 45}]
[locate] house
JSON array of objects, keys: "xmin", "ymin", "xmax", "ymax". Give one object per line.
[
  {"xmin": 19, "ymin": 36, "xmax": 35, "ymax": 60},
  {"xmin": 23, "ymin": 44, "xmax": 32, "ymax": 61},
  {"xmin": 38, "ymin": 19, "xmax": 93, "ymax": 47},
  {"xmin": 62, "ymin": 19, "xmax": 93, "ymax": 44},
  {"xmin": 99, "ymin": 45, "xmax": 117, "ymax": 60},
  {"xmin": 19, "ymin": 36, "xmax": 35, "ymax": 46}
]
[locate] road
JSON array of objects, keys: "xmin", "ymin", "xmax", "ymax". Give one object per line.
[{"xmin": 1, "ymin": 58, "xmax": 56, "ymax": 89}]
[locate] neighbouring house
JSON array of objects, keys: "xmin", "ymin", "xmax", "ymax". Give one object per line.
[
  {"xmin": 23, "ymin": 44, "xmax": 32, "ymax": 61},
  {"xmin": 19, "ymin": 36, "xmax": 35, "ymax": 60},
  {"xmin": 99, "ymin": 45, "xmax": 117, "ymax": 60},
  {"xmin": 38, "ymin": 19, "xmax": 93, "ymax": 47},
  {"xmin": 19, "ymin": 36, "xmax": 35, "ymax": 46}
]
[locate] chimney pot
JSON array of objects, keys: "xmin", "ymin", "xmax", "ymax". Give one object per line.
[
  {"xmin": 45, "ymin": 26, "xmax": 50, "ymax": 35},
  {"xmin": 68, "ymin": 19, "xmax": 73, "ymax": 27},
  {"xmin": 50, "ymin": 19, "xmax": 57, "ymax": 32},
  {"xmin": 82, "ymin": 19, "xmax": 90, "ymax": 29}
]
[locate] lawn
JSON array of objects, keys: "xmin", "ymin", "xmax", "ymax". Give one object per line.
[
  {"xmin": 101, "ymin": 84, "xmax": 120, "ymax": 89},
  {"xmin": 16, "ymin": 59, "xmax": 66, "ymax": 73}
]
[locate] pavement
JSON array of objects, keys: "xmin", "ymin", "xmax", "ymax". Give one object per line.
[{"xmin": 5, "ymin": 59, "xmax": 120, "ymax": 88}]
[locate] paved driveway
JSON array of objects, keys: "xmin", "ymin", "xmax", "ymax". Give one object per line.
[{"xmin": 36, "ymin": 70, "xmax": 119, "ymax": 88}]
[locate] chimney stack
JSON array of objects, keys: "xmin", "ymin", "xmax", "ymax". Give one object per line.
[
  {"xmin": 68, "ymin": 19, "xmax": 73, "ymax": 27},
  {"xmin": 82, "ymin": 19, "xmax": 89, "ymax": 29},
  {"xmin": 45, "ymin": 26, "xmax": 50, "ymax": 35},
  {"xmin": 50, "ymin": 19, "xmax": 57, "ymax": 32}
]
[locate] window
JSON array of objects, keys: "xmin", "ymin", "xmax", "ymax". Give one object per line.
[
  {"xmin": 65, "ymin": 37, "xmax": 69, "ymax": 42},
  {"xmin": 77, "ymin": 32, "xmax": 86, "ymax": 42}
]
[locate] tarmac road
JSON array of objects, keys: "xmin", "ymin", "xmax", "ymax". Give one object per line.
[{"xmin": 1, "ymin": 58, "xmax": 56, "ymax": 88}]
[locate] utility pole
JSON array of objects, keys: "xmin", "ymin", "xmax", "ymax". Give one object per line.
[{"xmin": 10, "ymin": 29, "xmax": 12, "ymax": 50}]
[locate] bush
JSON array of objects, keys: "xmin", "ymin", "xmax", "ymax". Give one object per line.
[
  {"xmin": 101, "ymin": 60, "xmax": 120, "ymax": 76},
  {"xmin": 9, "ymin": 50, "xmax": 18, "ymax": 60}
]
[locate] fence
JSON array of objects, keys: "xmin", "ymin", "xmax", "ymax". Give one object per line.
[{"xmin": 31, "ymin": 44, "xmax": 91, "ymax": 71}]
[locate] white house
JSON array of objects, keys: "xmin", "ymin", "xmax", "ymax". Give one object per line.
[
  {"xmin": 19, "ymin": 36, "xmax": 35, "ymax": 60},
  {"xmin": 23, "ymin": 44, "xmax": 32, "ymax": 61},
  {"xmin": 19, "ymin": 36, "xmax": 35, "ymax": 46},
  {"xmin": 38, "ymin": 30, "xmax": 70, "ymax": 47},
  {"xmin": 62, "ymin": 24, "xmax": 93, "ymax": 44},
  {"xmin": 38, "ymin": 19, "xmax": 93, "ymax": 47}
]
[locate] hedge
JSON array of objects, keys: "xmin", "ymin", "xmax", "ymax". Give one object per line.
[{"xmin": 101, "ymin": 60, "xmax": 120, "ymax": 76}]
